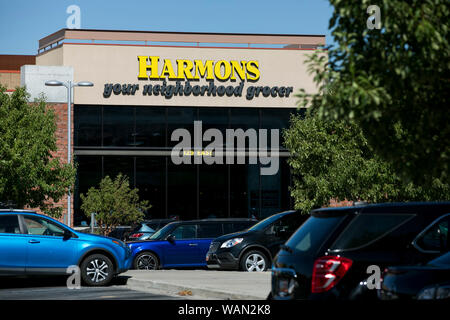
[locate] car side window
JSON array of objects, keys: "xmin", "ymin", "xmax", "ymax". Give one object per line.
[
  {"xmin": 266, "ymin": 214, "xmax": 300, "ymax": 235},
  {"xmin": 330, "ymin": 214, "xmax": 414, "ymax": 251},
  {"xmin": 0, "ymin": 215, "xmax": 21, "ymax": 234},
  {"xmin": 171, "ymin": 224, "xmax": 197, "ymax": 240},
  {"xmin": 197, "ymin": 223, "xmax": 223, "ymax": 238},
  {"xmin": 415, "ymin": 216, "xmax": 449, "ymax": 253},
  {"xmin": 24, "ymin": 216, "xmax": 65, "ymax": 237}
]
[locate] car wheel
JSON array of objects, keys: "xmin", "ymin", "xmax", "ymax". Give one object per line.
[
  {"xmin": 240, "ymin": 250, "xmax": 269, "ymax": 272},
  {"xmin": 80, "ymin": 254, "xmax": 114, "ymax": 286},
  {"xmin": 134, "ymin": 252, "xmax": 159, "ymax": 270}
]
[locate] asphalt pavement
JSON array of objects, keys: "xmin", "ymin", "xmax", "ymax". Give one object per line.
[
  {"xmin": 123, "ymin": 269, "xmax": 271, "ymax": 300},
  {"xmin": 0, "ymin": 270, "xmax": 271, "ymax": 300},
  {"xmin": 0, "ymin": 275, "xmax": 181, "ymax": 300}
]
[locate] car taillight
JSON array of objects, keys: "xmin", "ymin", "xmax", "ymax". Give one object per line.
[
  {"xmin": 311, "ymin": 256, "xmax": 353, "ymax": 293},
  {"xmin": 130, "ymin": 233, "xmax": 144, "ymax": 238}
]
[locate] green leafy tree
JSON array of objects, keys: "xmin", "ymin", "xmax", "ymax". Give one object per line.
[
  {"xmin": 80, "ymin": 173, "xmax": 150, "ymax": 236},
  {"xmin": 296, "ymin": 0, "xmax": 449, "ymax": 192},
  {"xmin": 0, "ymin": 86, "xmax": 76, "ymax": 217},
  {"xmin": 284, "ymin": 109, "xmax": 445, "ymax": 213}
]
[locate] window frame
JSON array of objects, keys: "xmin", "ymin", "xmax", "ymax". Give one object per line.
[
  {"xmin": 20, "ymin": 215, "xmax": 70, "ymax": 238},
  {"xmin": 412, "ymin": 213, "xmax": 450, "ymax": 254},
  {"xmin": 329, "ymin": 213, "xmax": 416, "ymax": 253},
  {"xmin": 0, "ymin": 214, "xmax": 24, "ymax": 235},
  {"xmin": 170, "ymin": 223, "xmax": 198, "ymax": 240},
  {"xmin": 196, "ymin": 223, "xmax": 224, "ymax": 239}
]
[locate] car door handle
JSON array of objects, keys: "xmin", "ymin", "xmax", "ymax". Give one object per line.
[
  {"xmin": 188, "ymin": 243, "xmax": 198, "ymax": 246},
  {"xmin": 28, "ymin": 240, "xmax": 40, "ymax": 244}
]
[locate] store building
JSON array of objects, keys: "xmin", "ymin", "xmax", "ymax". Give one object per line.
[
  {"xmin": 17, "ymin": 29, "xmax": 325, "ymax": 227},
  {"xmin": 0, "ymin": 55, "xmax": 35, "ymax": 93}
]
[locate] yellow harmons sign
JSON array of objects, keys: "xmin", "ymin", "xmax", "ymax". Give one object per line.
[
  {"xmin": 137, "ymin": 56, "xmax": 260, "ymax": 82},
  {"xmin": 103, "ymin": 55, "xmax": 293, "ymax": 100}
]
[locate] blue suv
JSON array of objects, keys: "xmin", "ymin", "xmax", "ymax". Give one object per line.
[
  {"xmin": 127, "ymin": 219, "xmax": 257, "ymax": 270},
  {"xmin": 0, "ymin": 210, "xmax": 132, "ymax": 286}
]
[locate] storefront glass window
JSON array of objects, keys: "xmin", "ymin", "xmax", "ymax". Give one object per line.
[
  {"xmin": 103, "ymin": 156, "xmax": 134, "ymax": 184},
  {"xmin": 229, "ymin": 163, "xmax": 260, "ymax": 218},
  {"xmin": 103, "ymin": 106, "xmax": 135, "ymax": 147},
  {"xmin": 167, "ymin": 162, "xmax": 197, "ymax": 220},
  {"xmin": 135, "ymin": 107, "xmax": 166, "ymax": 148},
  {"xmin": 199, "ymin": 164, "xmax": 228, "ymax": 218},
  {"xmin": 136, "ymin": 156, "xmax": 165, "ymax": 219},
  {"xmin": 198, "ymin": 107, "xmax": 229, "ymax": 136},
  {"xmin": 73, "ymin": 106, "xmax": 296, "ymax": 225},
  {"xmin": 74, "ymin": 105, "xmax": 101, "ymax": 147},
  {"xmin": 73, "ymin": 155, "xmax": 102, "ymax": 226},
  {"xmin": 260, "ymin": 157, "xmax": 292, "ymax": 218},
  {"xmin": 229, "ymin": 107, "xmax": 259, "ymax": 132},
  {"xmin": 167, "ymin": 107, "xmax": 196, "ymax": 148}
]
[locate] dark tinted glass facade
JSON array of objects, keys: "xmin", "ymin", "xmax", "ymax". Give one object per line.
[{"xmin": 73, "ymin": 105, "xmax": 302, "ymax": 226}]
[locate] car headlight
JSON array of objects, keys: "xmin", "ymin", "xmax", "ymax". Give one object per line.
[
  {"xmin": 417, "ymin": 285, "xmax": 450, "ymax": 300},
  {"xmin": 220, "ymin": 238, "xmax": 243, "ymax": 248}
]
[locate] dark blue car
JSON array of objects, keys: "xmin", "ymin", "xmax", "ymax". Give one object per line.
[
  {"xmin": 0, "ymin": 210, "xmax": 133, "ymax": 286},
  {"xmin": 127, "ymin": 219, "xmax": 257, "ymax": 270}
]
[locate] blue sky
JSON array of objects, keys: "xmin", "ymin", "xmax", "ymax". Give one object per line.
[{"xmin": 0, "ymin": 0, "xmax": 334, "ymax": 55}]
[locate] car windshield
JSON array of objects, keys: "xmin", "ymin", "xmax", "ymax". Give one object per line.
[
  {"xmin": 148, "ymin": 223, "xmax": 176, "ymax": 240},
  {"xmin": 247, "ymin": 213, "xmax": 287, "ymax": 232}
]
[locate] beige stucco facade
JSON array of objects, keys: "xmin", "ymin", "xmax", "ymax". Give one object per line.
[
  {"xmin": 36, "ymin": 42, "xmax": 321, "ymax": 108},
  {"xmin": 0, "ymin": 71, "xmax": 20, "ymax": 90}
]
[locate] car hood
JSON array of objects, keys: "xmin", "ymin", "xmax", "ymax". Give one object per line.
[
  {"xmin": 76, "ymin": 232, "xmax": 117, "ymax": 242},
  {"xmin": 213, "ymin": 229, "xmax": 261, "ymax": 242}
]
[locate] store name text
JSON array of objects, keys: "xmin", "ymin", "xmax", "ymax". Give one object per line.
[{"xmin": 101, "ymin": 56, "xmax": 294, "ymax": 100}]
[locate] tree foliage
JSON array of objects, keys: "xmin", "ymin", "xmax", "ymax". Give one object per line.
[
  {"xmin": 296, "ymin": 0, "xmax": 449, "ymax": 191},
  {"xmin": 80, "ymin": 174, "xmax": 150, "ymax": 236},
  {"xmin": 284, "ymin": 109, "xmax": 447, "ymax": 213},
  {"xmin": 0, "ymin": 86, "xmax": 76, "ymax": 217}
]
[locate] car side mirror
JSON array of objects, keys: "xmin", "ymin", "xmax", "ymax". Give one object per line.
[
  {"xmin": 63, "ymin": 229, "xmax": 72, "ymax": 240},
  {"xmin": 167, "ymin": 234, "xmax": 175, "ymax": 243}
]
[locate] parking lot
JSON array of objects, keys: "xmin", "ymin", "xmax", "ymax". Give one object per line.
[
  {"xmin": 1, "ymin": 202, "xmax": 450, "ymax": 301},
  {"xmin": 0, "ymin": 270, "xmax": 271, "ymax": 300},
  {"xmin": 124, "ymin": 270, "xmax": 271, "ymax": 300},
  {"xmin": 0, "ymin": 275, "xmax": 182, "ymax": 300}
]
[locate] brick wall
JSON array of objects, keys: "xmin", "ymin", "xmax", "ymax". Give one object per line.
[
  {"xmin": 30, "ymin": 102, "xmax": 74, "ymax": 227},
  {"xmin": 328, "ymin": 199, "xmax": 354, "ymax": 208}
]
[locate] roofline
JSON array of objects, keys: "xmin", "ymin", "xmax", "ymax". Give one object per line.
[
  {"xmin": 38, "ymin": 28, "xmax": 326, "ymax": 53},
  {"xmin": 43, "ymin": 27, "xmax": 326, "ymax": 39}
]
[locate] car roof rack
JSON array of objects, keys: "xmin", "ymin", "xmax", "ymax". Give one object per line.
[{"xmin": 0, "ymin": 209, "xmax": 36, "ymax": 213}]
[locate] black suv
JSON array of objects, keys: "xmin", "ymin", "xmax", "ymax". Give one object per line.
[
  {"xmin": 271, "ymin": 202, "xmax": 450, "ymax": 300},
  {"xmin": 206, "ymin": 211, "xmax": 309, "ymax": 272}
]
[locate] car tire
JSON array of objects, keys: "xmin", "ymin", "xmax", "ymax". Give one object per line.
[
  {"xmin": 240, "ymin": 250, "xmax": 269, "ymax": 272},
  {"xmin": 134, "ymin": 252, "xmax": 159, "ymax": 270},
  {"xmin": 80, "ymin": 254, "xmax": 114, "ymax": 286}
]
